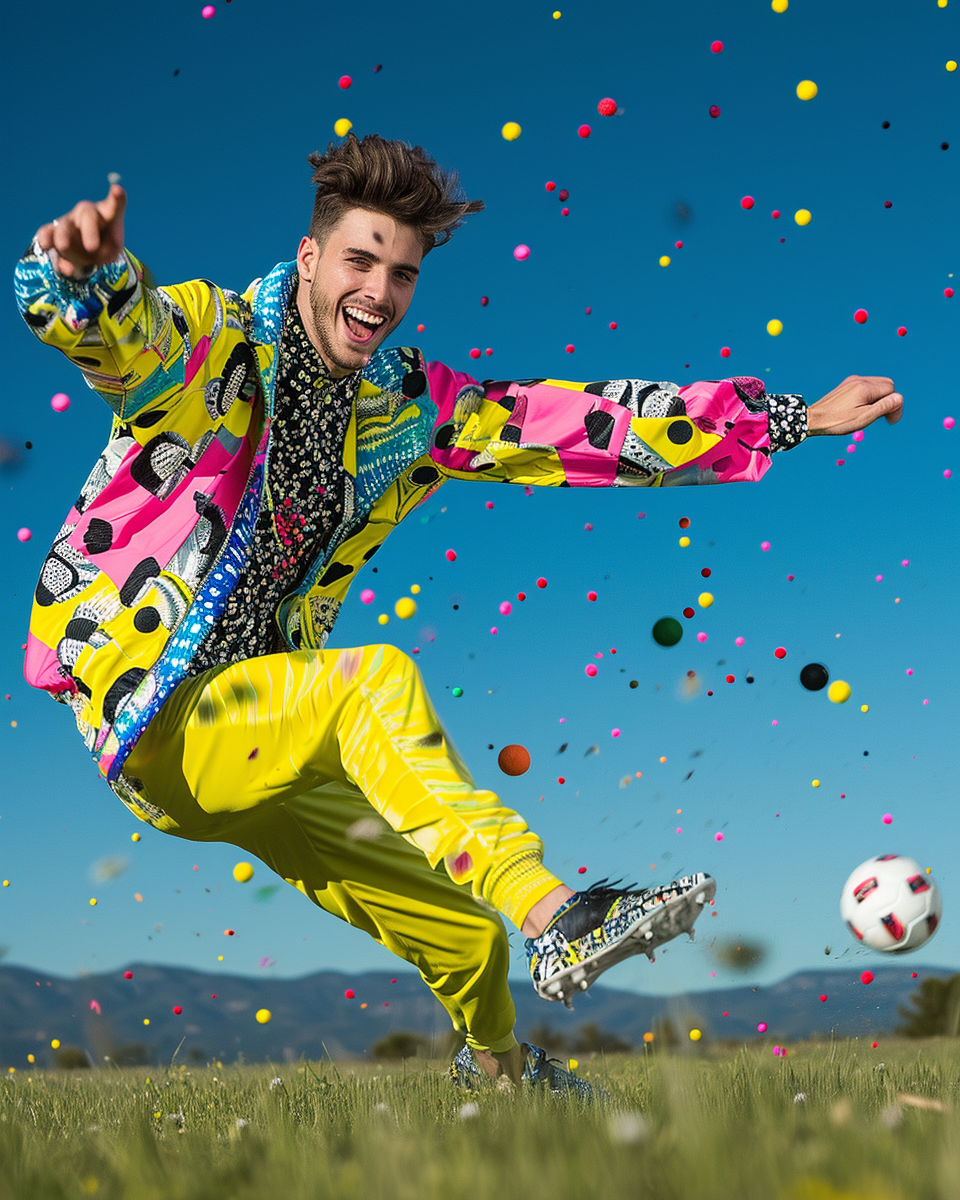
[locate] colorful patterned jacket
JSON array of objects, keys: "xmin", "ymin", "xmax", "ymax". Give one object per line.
[{"xmin": 15, "ymin": 246, "xmax": 805, "ymax": 803}]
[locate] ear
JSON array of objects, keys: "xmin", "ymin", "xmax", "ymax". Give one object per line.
[{"xmin": 296, "ymin": 236, "xmax": 319, "ymax": 282}]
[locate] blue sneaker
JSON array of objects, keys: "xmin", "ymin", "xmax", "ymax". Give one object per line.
[
  {"xmin": 450, "ymin": 1042, "xmax": 598, "ymax": 1100},
  {"xmin": 526, "ymin": 874, "xmax": 715, "ymax": 1008}
]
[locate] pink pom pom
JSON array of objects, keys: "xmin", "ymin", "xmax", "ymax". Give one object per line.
[{"xmin": 50, "ymin": 392, "xmax": 71, "ymax": 412}]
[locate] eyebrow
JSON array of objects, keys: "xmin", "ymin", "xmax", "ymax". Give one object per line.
[{"xmin": 344, "ymin": 247, "xmax": 420, "ymax": 277}]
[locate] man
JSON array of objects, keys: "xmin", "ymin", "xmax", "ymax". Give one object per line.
[{"xmin": 15, "ymin": 134, "xmax": 903, "ymax": 1093}]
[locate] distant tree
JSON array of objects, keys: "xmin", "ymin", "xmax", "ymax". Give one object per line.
[
  {"xmin": 110, "ymin": 1043, "xmax": 152, "ymax": 1067},
  {"xmin": 526, "ymin": 1022, "xmax": 568, "ymax": 1054},
  {"xmin": 54, "ymin": 1046, "xmax": 91, "ymax": 1069},
  {"xmin": 896, "ymin": 974, "xmax": 960, "ymax": 1037},
  {"xmin": 573, "ymin": 1022, "xmax": 631, "ymax": 1054},
  {"xmin": 371, "ymin": 1031, "xmax": 428, "ymax": 1060}
]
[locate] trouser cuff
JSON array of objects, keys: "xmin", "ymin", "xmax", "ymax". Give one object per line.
[{"xmin": 485, "ymin": 849, "xmax": 563, "ymax": 930}]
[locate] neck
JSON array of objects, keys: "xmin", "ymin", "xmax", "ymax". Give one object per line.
[{"xmin": 295, "ymin": 280, "xmax": 352, "ymax": 380}]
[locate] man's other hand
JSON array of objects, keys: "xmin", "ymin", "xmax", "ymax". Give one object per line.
[
  {"xmin": 807, "ymin": 375, "xmax": 904, "ymax": 436},
  {"xmin": 34, "ymin": 185, "xmax": 127, "ymax": 278}
]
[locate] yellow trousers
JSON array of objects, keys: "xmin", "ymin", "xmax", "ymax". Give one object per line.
[{"xmin": 123, "ymin": 643, "xmax": 563, "ymax": 1053}]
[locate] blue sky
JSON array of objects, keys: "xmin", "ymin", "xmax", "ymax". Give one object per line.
[{"xmin": 1, "ymin": 0, "xmax": 957, "ymax": 1003}]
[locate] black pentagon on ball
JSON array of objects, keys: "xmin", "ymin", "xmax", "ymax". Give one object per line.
[
  {"xmin": 667, "ymin": 420, "xmax": 693, "ymax": 444},
  {"xmin": 800, "ymin": 662, "xmax": 829, "ymax": 691},
  {"xmin": 402, "ymin": 370, "xmax": 427, "ymax": 399}
]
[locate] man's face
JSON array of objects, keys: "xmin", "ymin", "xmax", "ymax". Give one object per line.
[{"xmin": 296, "ymin": 208, "xmax": 423, "ymax": 377}]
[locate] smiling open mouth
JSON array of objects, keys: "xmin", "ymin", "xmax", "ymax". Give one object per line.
[{"xmin": 342, "ymin": 304, "xmax": 387, "ymax": 343}]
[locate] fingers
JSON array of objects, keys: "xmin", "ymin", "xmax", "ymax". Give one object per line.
[
  {"xmin": 97, "ymin": 184, "xmax": 127, "ymax": 226},
  {"xmin": 884, "ymin": 393, "xmax": 904, "ymax": 424},
  {"xmin": 77, "ymin": 203, "xmax": 102, "ymax": 254}
]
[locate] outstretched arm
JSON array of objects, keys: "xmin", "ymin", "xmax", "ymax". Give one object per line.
[
  {"xmin": 425, "ymin": 363, "xmax": 902, "ymax": 489},
  {"xmin": 15, "ymin": 186, "xmax": 223, "ymax": 422}
]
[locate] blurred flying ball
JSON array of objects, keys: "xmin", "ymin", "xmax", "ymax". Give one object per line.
[
  {"xmin": 497, "ymin": 744, "xmax": 531, "ymax": 776},
  {"xmin": 839, "ymin": 854, "xmax": 941, "ymax": 953},
  {"xmin": 800, "ymin": 662, "xmax": 829, "ymax": 691},
  {"xmin": 767, "ymin": 319, "xmax": 783, "ymax": 337},
  {"xmin": 794, "ymin": 209, "xmax": 812, "ymax": 226},
  {"xmin": 796, "ymin": 80, "xmax": 818, "ymax": 101},
  {"xmin": 501, "ymin": 122, "xmax": 522, "ymax": 141},
  {"xmin": 233, "ymin": 862, "xmax": 254, "ymax": 883},
  {"xmin": 828, "ymin": 680, "xmax": 851, "ymax": 704},
  {"xmin": 394, "ymin": 597, "xmax": 417, "ymax": 619},
  {"xmin": 255, "ymin": 1009, "xmax": 272, "ymax": 1024},
  {"xmin": 334, "ymin": 118, "xmax": 353, "ymax": 137},
  {"xmin": 652, "ymin": 617, "xmax": 683, "ymax": 647}
]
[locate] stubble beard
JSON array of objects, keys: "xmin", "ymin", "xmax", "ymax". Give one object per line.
[{"xmin": 308, "ymin": 276, "xmax": 385, "ymax": 378}]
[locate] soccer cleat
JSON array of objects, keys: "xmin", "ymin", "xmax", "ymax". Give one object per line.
[
  {"xmin": 525, "ymin": 873, "xmax": 716, "ymax": 1008},
  {"xmin": 450, "ymin": 1043, "xmax": 599, "ymax": 1100}
]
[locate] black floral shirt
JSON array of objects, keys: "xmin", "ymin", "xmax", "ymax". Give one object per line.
[{"xmin": 188, "ymin": 298, "xmax": 358, "ymax": 675}]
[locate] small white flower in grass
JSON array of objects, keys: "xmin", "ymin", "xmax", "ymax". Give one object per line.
[
  {"xmin": 373, "ymin": 1102, "xmax": 390, "ymax": 1113},
  {"xmin": 609, "ymin": 1112, "xmax": 650, "ymax": 1143},
  {"xmin": 458, "ymin": 1102, "xmax": 479, "ymax": 1119},
  {"xmin": 874, "ymin": 1063, "xmax": 886, "ymax": 1072},
  {"xmin": 793, "ymin": 1093, "xmax": 807, "ymax": 1104},
  {"xmin": 235, "ymin": 1118, "xmax": 249, "ymax": 1130},
  {"xmin": 269, "ymin": 1077, "xmax": 283, "ymax": 1090}
]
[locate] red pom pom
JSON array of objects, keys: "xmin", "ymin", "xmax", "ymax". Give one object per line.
[{"xmin": 597, "ymin": 98, "xmax": 617, "ymax": 116}]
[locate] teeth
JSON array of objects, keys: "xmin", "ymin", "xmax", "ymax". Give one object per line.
[{"xmin": 344, "ymin": 305, "xmax": 386, "ymax": 326}]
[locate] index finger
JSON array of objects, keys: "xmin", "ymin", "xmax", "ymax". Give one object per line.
[{"xmin": 97, "ymin": 184, "xmax": 127, "ymax": 224}]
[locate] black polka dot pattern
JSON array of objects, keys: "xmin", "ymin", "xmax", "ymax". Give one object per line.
[{"xmin": 766, "ymin": 393, "xmax": 808, "ymax": 452}]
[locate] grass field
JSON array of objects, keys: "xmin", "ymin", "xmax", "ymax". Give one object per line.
[{"xmin": 0, "ymin": 1039, "xmax": 956, "ymax": 1200}]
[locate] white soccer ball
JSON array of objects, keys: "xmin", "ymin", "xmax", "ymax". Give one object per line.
[{"xmin": 839, "ymin": 854, "xmax": 942, "ymax": 953}]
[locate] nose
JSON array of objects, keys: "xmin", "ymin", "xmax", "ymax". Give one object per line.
[{"xmin": 360, "ymin": 268, "xmax": 390, "ymax": 312}]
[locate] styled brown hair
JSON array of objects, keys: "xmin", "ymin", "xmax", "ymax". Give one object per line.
[{"xmin": 307, "ymin": 134, "xmax": 484, "ymax": 258}]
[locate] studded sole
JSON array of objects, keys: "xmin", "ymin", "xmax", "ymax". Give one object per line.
[{"xmin": 535, "ymin": 877, "xmax": 717, "ymax": 1006}]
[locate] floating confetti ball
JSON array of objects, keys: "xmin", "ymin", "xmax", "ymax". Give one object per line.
[
  {"xmin": 772, "ymin": 0, "xmax": 788, "ymax": 11},
  {"xmin": 498, "ymin": 744, "xmax": 531, "ymax": 776},
  {"xmin": 828, "ymin": 680, "xmax": 851, "ymax": 704},
  {"xmin": 659, "ymin": 255, "xmax": 671, "ymax": 267},
  {"xmin": 689, "ymin": 1029, "xmax": 702, "ymax": 1041},
  {"xmin": 796, "ymin": 80, "xmax": 818, "ymax": 101},
  {"xmin": 709, "ymin": 105, "xmax": 721, "ymax": 118},
  {"xmin": 131, "ymin": 832, "xmax": 140, "ymax": 842},
  {"xmin": 585, "ymin": 664, "xmax": 598, "ymax": 677},
  {"xmin": 861, "ymin": 971, "xmax": 874, "ymax": 986},
  {"xmin": 124, "ymin": 971, "xmax": 133, "ymax": 980},
  {"xmin": 944, "ymin": 417, "xmax": 955, "ymax": 429},
  {"xmin": 395, "ymin": 597, "xmax": 417, "ymax": 619},
  {"xmin": 452, "ymin": 687, "xmax": 463, "ymax": 697},
  {"xmin": 17, "ymin": 528, "xmax": 32, "ymax": 543},
  {"xmin": 774, "ymin": 647, "xmax": 787, "ymax": 659},
  {"xmin": 89, "ymin": 898, "xmax": 97, "ymax": 906},
  {"xmin": 897, "ymin": 327, "xmax": 907, "ymax": 337},
  {"xmin": 173, "ymin": 1006, "xmax": 182, "ymax": 1015},
  {"xmin": 578, "ymin": 124, "xmax": 592, "ymax": 138},
  {"xmin": 854, "ymin": 309, "xmax": 869, "ymax": 324},
  {"xmin": 513, "ymin": 244, "xmax": 530, "ymax": 261},
  {"xmin": 255, "ymin": 1009, "xmax": 272, "ymax": 1024},
  {"xmin": 499, "ymin": 600, "xmax": 513, "ymax": 615},
  {"xmin": 720, "ymin": 347, "xmax": 731, "ymax": 358},
  {"xmin": 334, "ymin": 118, "xmax": 353, "ymax": 137},
  {"xmin": 597, "ymin": 98, "xmax": 617, "ymax": 116},
  {"xmin": 711, "ymin": 40, "xmax": 723, "ymax": 53},
  {"xmin": 794, "ymin": 209, "xmax": 812, "ymax": 226},
  {"xmin": 652, "ymin": 617, "xmax": 683, "ymax": 647},
  {"xmin": 378, "ymin": 614, "xmax": 389, "ymax": 625},
  {"xmin": 339, "ymin": 75, "xmax": 352, "ymax": 89},
  {"xmin": 741, "ymin": 196, "xmax": 755, "ymax": 210},
  {"xmin": 50, "ymin": 392, "xmax": 70, "ymax": 412},
  {"xmin": 698, "ymin": 592, "xmax": 714, "ymax": 608},
  {"xmin": 360, "ymin": 588, "xmax": 375, "ymax": 604},
  {"xmin": 501, "ymin": 122, "xmax": 522, "ymax": 141},
  {"xmin": 233, "ymin": 862, "xmax": 254, "ymax": 883},
  {"xmin": 948, "ymin": 61, "xmax": 957, "ymax": 72},
  {"xmin": 715, "ymin": 832, "xmax": 724, "ymax": 842},
  {"xmin": 767, "ymin": 319, "xmax": 783, "ymax": 336},
  {"xmin": 536, "ymin": 577, "xmax": 548, "ymax": 589},
  {"xmin": 757, "ymin": 1022, "xmax": 768, "ymax": 1033},
  {"xmin": 201, "ymin": 4, "xmax": 216, "ymax": 17},
  {"xmin": 224, "ymin": 929, "xmax": 235, "ymax": 936},
  {"xmin": 812, "ymin": 780, "xmax": 820, "ymax": 788},
  {"xmin": 800, "ymin": 662, "xmax": 829, "ymax": 691},
  {"xmin": 882, "ymin": 813, "xmax": 893, "ymax": 825}
]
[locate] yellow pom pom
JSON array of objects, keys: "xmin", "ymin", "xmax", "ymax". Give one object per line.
[
  {"xmin": 131, "ymin": 832, "xmax": 141, "ymax": 842},
  {"xmin": 334, "ymin": 118, "xmax": 353, "ymax": 137},
  {"xmin": 794, "ymin": 209, "xmax": 812, "ymax": 226},
  {"xmin": 553, "ymin": 9, "xmax": 561, "ymax": 17},
  {"xmin": 860, "ymin": 704, "xmax": 869, "ymax": 712},
  {"xmin": 689, "ymin": 1029, "xmax": 702, "ymax": 1042},
  {"xmin": 828, "ymin": 680, "xmax": 851, "ymax": 704},
  {"xmin": 679, "ymin": 536, "xmax": 691, "ymax": 547},
  {"xmin": 51, "ymin": 1039, "xmax": 60, "ymax": 1049},
  {"xmin": 233, "ymin": 862, "xmax": 254, "ymax": 883},
  {"xmin": 767, "ymin": 319, "xmax": 783, "ymax": 337},
  {"xmin": 256, "ymin": 1009, "xmax": 272, "ymax": 1025},
  {"xmin": 27, "ymin": 1054, "xmax": 34, "ymax": 1064},
  {"xmin": 394, "ymin": 597, "xmax": 417, "ymax": 619},
  {"xmin": 796, "ymin": 80, "xmax": 818, "ymax": 101},
  {"xmin": 659, "ymin": 255, "xmax": 671, "ymax": 267},
  {"xmin": 501, "ymin": 122, "xmax": 522, "ymax": 141},
  {"xmin": 698, "ymin": 592, "xmax": 714, "ymax": 608},
  {"xmin": 812, "ymin": 780, "xmax": 820, "ymax": 788},
  {"xmin": 771, "ymin": 0, "xmax": 788, "ymax": 11},
  {"xmin": 938, "ymin": 0, "xmax": 948, "ymax": 9},
  {"xmin": 643, "ymin": 1031, "xmax": 654, "ymax": 1043},
  {"xmin": 2, "ymin": 881, "xmax": 8, "ymax": 887},
  {"xmin": 410, "ymin": 584, "xmax": 421, "ymax": 594},
  {"xmin": 143, "ymin": 1018, "xmax": 150, "ymax": 1026},
  {"xmin": 947, "ymin": 61, "xmax": 957, "ymax": 72},
  {"xmin": 377, "ymin": 613, "xmax": 389, "ymax": 625},
  {"xmin": 89, "ymin": 898, "xmax": 97, "ymax": 906}
]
